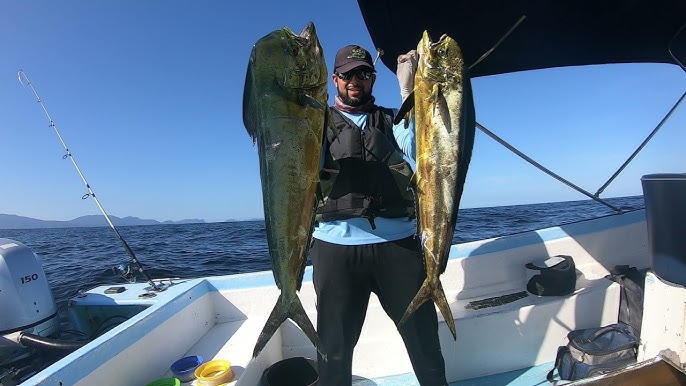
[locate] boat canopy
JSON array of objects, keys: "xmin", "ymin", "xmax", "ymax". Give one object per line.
[{"xmin": 356, "ymin": 0, "xmax": 686, "ymax": 77}]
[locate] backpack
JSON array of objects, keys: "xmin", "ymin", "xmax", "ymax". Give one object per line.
[
  {"xmin": 547, "ymin": 323, "xmax": 638, "ymax": 382},
  {"xmin": 606, "ymin": 265, "xmax": 648, "ymax": 338}
]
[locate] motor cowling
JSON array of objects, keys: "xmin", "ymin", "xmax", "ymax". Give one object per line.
[{"xmin": 0, "ymin": 238, "xmax": 58, "ymax": 339}]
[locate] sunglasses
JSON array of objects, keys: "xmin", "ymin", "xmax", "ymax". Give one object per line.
[{"xmin": 336, "ymin": 69, "xmax": 374, "ymax": 81}]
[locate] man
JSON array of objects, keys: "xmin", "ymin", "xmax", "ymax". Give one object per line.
[{"xmin": 310, "ymin": 45, "xmax": 448, "ymax": 386}]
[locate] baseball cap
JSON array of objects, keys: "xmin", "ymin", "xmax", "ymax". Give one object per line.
[{"xmin": 334, "ymin": 45, "xmax": 374, "ymax": 74}]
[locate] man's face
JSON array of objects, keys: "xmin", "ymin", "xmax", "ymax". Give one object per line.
[{"xmin": 333, "ymin": 67, "xmax": 376, "ymax": 106}]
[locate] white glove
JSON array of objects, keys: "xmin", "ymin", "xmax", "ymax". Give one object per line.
[{"xmin": 397, "ymin": 50, "xmax": 418, "ymax": 102}]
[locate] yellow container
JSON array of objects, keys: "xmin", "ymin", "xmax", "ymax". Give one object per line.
[{"xmin": 194, "ymin": 359, "xmax": 235, "ymax": 385}]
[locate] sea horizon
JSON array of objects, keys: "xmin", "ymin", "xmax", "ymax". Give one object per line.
[{"xmin": 0, "ymin": 194, "xmax": 643, "ymax": 230}]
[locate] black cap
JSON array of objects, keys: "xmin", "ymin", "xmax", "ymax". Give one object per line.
[{"xmin": 334, "ymin": 45, "xmax": 374, "ymax": 74}]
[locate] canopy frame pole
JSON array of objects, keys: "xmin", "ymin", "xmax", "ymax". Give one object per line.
[
  {"xmin": 476, "ymin": 122, "xmax": 623, "ymax": 213},
  {"xmin": 595, "ymin": 23, "xmax": 686, "ymax": 196},
  {"xmin": 469, "ymin": 15, "xmax": 527, "ymax": 71},
  {"xmin": 595, "ymin": 90, "xmax": 686, "ymax": 197}
]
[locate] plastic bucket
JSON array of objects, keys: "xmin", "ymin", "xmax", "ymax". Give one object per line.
[
  {"xmin": 170, "ymin": 355, "xmax": 203, "ymax": 382},
  {"xmin": 641, "ymin": 173, "xmax": 686, "ymax": 286},
  {"xmin": 261, "ymin": 357, "xmax": 318, "ymax": 386}
]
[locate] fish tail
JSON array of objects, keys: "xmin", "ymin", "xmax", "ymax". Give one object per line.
[
  {"xmin": 288, "ymin": 295, "xmax": 327, "ymax": 361},
  {"xmin": 252, "ymin": 293, "xmax": 327, "ymax": 360},
  {"xmin": 398, "ymin": 280, "xmax": 457, "ymax": 341},
  {"xmin": 398, "ymin": 279, "xmax": 432, "ymax": 328},
  {"xmin": 434, "ymin": 282, "xmax": 457, "ymax": 340},
  {"xmin": 253, "ymin": 294, "xmax": 289, "ymax": 358}
]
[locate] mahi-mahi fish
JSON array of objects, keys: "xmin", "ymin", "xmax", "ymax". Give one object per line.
[
  {"xmin": 242, "ymin": 22, "xmax": 328, "ymax": 359},
  {"xmin": 398, "ymin": 31, "xmax": 476, "ymax": 340}
]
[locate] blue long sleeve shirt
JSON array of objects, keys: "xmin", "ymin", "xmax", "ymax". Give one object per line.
[{"xmin": 312, "ymin": 109, "xmax": 417, "ymax": 246}]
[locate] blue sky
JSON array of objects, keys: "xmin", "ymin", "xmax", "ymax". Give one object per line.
[{"xmin": 1, "ymin": 1, "xmax": 685, "ymax": 223}]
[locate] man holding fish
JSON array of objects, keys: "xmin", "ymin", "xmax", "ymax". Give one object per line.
[
  {"xmin": 310, "ymin": 44, "xmax": 449, "ymax": 386},
  {"xmin": 245, "ymin": 22, "xmax": 473, "ymax": 384}
]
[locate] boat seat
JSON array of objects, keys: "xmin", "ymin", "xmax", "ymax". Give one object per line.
[{"xmin": 349, "ymin": 275, "xmax": 621, "ymax": 382}]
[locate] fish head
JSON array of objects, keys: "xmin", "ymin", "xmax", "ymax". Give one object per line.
[
  {"xmin": 243, "ymin": 22, "xmax": 329, "ymax": 140},
  {"xmin": 287, "ymin": 23, "xmax": 328, "ymax": 91},
  {"xmin": 417, "ymin": 31, "xmax": 464, "ymax": 84},
  {"xmin": 250, "ymin": 22, "xmax": 327, "ymax": 93}
]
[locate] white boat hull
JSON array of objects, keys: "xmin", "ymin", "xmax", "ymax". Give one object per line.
[{"xmin": 23, "ymin": 209, "xmax": 684, "ymax": 386}]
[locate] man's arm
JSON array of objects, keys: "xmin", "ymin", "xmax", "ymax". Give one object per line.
[
  {"xmin": 393, "ymin": 49, "xmax": 419, "ymax": 163},
  {"xmin": 393, "ymin": 114, "xmax": 415, "ymax": 162}
]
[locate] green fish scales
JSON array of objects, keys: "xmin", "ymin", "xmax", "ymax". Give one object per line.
[{"xmin": 243, "ymin": 22, "xmax": 328, "ymax": 359}]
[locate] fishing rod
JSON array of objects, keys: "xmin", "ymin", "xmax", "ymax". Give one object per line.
[{"xmin": 17, "ymin": 70, "xmax": 165, "ymax": 292}]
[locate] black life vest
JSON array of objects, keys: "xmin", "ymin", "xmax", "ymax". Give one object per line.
[{"xmin": 316, "ymin": 106, "xmax": 415, "ymax": 229}]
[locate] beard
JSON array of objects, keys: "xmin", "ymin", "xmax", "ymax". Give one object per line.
[{"xmin": 338, "ymin": 89, "xmax": 372, "ymax": 106}]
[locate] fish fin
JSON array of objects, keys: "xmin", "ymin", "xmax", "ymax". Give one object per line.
[
  {"xmin": 398, "ymin": 278, "xmax": 431, "ymax": 328},
  {"xmin": 408, "ymin": 172, "xmax": 424, "ymax": 196},
  {"xmin": 301, "ymin": 93, "xmax": 325, "ymax": 110},
  {"xmin": 398, "ymin": 280, "xmax": 457, "ymax": 341},
  {"xmin": 242, "ymin": 59, "xmax": 258, "ymax": 143},
  {"xmin": 394, "ymin": 91, "xmax": 415, "ymax": 125},
  {"xmin": 252, "ymin": 293, "xmax": 328, "ymax": 360},
  {"xmin": 434, "ymin": 282, "xmax": 457, "ymax": 340},
  {"xmin": 408, "ymin": 171, "xmax": 417, "ymax": 190},
  {"xmin": 288, "ymin": 295, "xmax": 327, "ymax": 361},
  {"xmin": 300, "ymin": 21, "xmax": 315, "ymax": 39},
  {"xmin": 253, "ymin": 293, "xmax": 288, "ymax": 358},
  {"xmin": 300, "ymin": 22, "xmax": 323, "ymax": 58},
  {"xmin": 407, "ymin": 172, "xmax": 420, "ymax": 223}
]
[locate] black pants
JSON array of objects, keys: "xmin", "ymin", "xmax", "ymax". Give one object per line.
[{"xmin": 310, "ymin": 236, "xmax": 447, "ymax": 386}]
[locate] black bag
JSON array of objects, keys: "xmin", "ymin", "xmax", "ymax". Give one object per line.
[
  {"xmin": 547, "ymin": 323, "xmax": 638, "ymax": 382},
  {"xmin": 526, "ymin": 255, "xmax": 576, "ymax": 296},
  {"xmin": 606, "ymin": 265, "xmax": 648, "ymax": 338}
]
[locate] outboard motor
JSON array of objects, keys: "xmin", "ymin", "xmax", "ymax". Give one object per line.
[{"xmin": 0, "ymin": 238, "xmax": 59, "ymax": 367}]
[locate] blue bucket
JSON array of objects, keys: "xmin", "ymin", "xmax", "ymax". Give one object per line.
[{"xmin": 170, "ymin": 355, "xmax": 204, "ymax": 383}]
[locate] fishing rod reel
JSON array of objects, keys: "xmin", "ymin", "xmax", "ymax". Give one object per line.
[
  {"xmin": 113, "ymin": 259, "xmax": 171, "ymax": 294},
  {"xmin": 113, "ymin": 261, "xmax": 135, "ymax": 282}
]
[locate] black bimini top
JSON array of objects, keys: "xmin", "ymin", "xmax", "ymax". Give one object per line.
[{"xmin": 356, "ymin": 0, "xmax": 686, "ymax": 77}]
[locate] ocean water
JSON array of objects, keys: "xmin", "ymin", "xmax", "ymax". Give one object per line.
[{"xmin": 0, "ymin": 196, "xmax": 645, "ymax": 313}]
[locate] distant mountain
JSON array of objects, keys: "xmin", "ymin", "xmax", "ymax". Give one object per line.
[
  {"xmin": 0, "ymin": 214, "xmax": 205, "ymax": 230},
  {"xmin": 225, "ymin": 217, "xmax": 264, "ymax": 223},
  {"xmin": 162, "ymin": 219, "xmax": 206, "ymax": 225}
]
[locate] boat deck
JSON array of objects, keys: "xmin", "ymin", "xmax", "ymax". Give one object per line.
[
  {"xmin": 355, "ymin": 362, "xmax": 555, "ymax": 385},
  {"xmin": 28, "ymin": 210, "xmax": 654, "ymax": 386}
]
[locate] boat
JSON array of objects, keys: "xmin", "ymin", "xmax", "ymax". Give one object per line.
[{"xmin": 2, "ymin": 0, "xmax": 686, "ymax": 385}]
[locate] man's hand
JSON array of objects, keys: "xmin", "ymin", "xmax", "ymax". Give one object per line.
[{"xmin": 397, "ymin": 50, "xmax": 418, "ymax": 102}]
